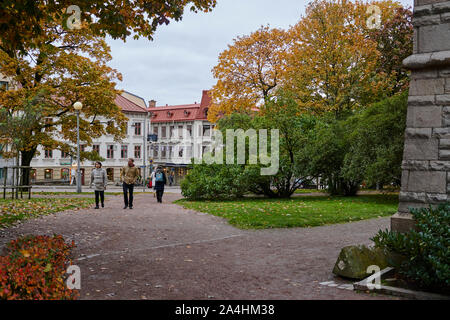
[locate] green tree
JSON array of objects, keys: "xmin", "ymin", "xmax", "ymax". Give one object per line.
[
  {"xmin": 341, "ymin": 92, "xmax": 408, "ymax": 187},
  {"xmin": 304, "ymin": 116, "xmax": 360, "ymax": 196}
]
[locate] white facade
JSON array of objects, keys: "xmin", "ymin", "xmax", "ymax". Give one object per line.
[{"xmin": 30, "ymin": 112, "xmax": 149, "ymax": 184}]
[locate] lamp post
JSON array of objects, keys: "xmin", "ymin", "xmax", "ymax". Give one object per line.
[
  {"xmin": 132, "ymin": 119, "xmax": 147, "ymax": 192},
  {"xmin": 73, "ymin": 101, "xmax": 83, "ymax": 193}
]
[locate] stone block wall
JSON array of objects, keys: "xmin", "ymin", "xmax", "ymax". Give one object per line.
[{"xmin": 393, "ymin": 0, "xmax": 450, "ymax": 232}]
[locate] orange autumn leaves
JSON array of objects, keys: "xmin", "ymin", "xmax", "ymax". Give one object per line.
[
  {"xmin": 0, "ymin": 235, "xmax": 78, "ymax": 300},
  {"xmin": 209, "ymin": 26, "xmax": 291, "ymax": 122},
  {"xmin": 208, "ymin": 0, "xmax": 409, "ymax": 123}
]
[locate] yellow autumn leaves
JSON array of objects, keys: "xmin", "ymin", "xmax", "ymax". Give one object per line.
[{"xmin": 208, "ymin": 0, "xmax": 406, "ymax": 123}]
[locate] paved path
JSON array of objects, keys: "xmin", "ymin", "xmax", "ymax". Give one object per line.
[{"xmin": 0, "ymin": 193, "xmax": 400, "ymax": 300}]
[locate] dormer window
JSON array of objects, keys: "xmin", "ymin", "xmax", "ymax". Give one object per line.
[
  {"xmin": 167, "ymin": 111, "xmax": 173, "ymax": 117},
  {"xmin": 184, "ymin": 110, "xmax": 190, "ymax": 116}
]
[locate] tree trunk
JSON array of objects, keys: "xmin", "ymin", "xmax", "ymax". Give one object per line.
[{"xmin": 20, "ymin": 149, "xmax": 35, "ymax": 191}]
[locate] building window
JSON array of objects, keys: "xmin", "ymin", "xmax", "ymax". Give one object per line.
[
  {"xmin": 106, "ymin": 168, "xmax": 114, "ymax": 181},
  {"xmin": 44, "ymin": 149, "xmax": 53, "ymax": 159},
  {"xmin": 170, "ymin": 126, "xmax": 175, "ymax": 138},
  {"xmin": 134, "ymin": 122, "xmax": 142, "ymax": 135},
  {"xmin": 153, "ymin": 145, "xmax": 159, "ymax": 158},
  {"xmin": 161, "ymin": 126, "xmax": 167, "ymax": 138},
  {"xmin": 178, "ymin": 125, "xmax": 183, "ymax": 138},
  {"xmin": 80, "ymin": 145, "xmax": 86, "ymax": 153},
  {"xmin": 203, "ymin": 125, "xmax": 211, "ymax": 137},
  {"xmin": 153, "ymin": 126, "xmax": 158, "ymax": 135},
  {"xmin": 161, "ymin": 146, "xmax": 166, "ymax": 158},
  {"xmin": 169, "ymin": 146, "xmax": 173, "ymax": 158},
  {"xmin": 93, "ymin": 145, "xmax": 100, "ymax": 155},
  {"xmin": 187, "ymin": 125, "xmax": 192, "ymax": 138},
  {"xmin": 107, "ymin": 145, "xmax": 114, "ymax": 159},
  {"xmin": 44, "ymin": 169, "xmax": 53, "ymax": 180},
  {"xmin": 134, "ymin": 145, "xmax": 141, "ymax": 159},
  {"xmin": 0, "ymin": 81, "xmax": 9, "ymax": 90},
  {"xmin": 61, "ymin": 168, "xmax": 70, "ymax": 181},
  {"xmin": 121, "ymin": 145, "xmax": 128, "ymax": 159},
  {"xmin": 61, "ymin": 151, "xmax": 70, "ymax": 158},
  {"xmin": 178, "ymin": 147, "xmax": 183, "ymax": 157}
]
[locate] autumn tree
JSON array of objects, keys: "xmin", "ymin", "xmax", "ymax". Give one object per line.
[
  {"xmin": 0, "ymin": 0, "xmax": 216, "ymax": 49},
  {"xmin": 0, "ymin": 17, "xmax": 127, "ymax": 185},
  {"xmin": 208, "ymin": 26, "xmax": 291, "ymax": 122},
  {"xmin": 367, "ymin": 6, "xmax": 413, "ymax": 95},
  {"xmin": 285, "ymin": 0, "xmax": 404, "ymax": 117}
]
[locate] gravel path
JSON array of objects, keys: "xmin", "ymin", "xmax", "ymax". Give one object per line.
[{"xmin": 0, "ymin": 193, "xmax": 400, "ymax": 300}]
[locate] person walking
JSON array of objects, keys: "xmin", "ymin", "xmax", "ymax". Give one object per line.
[
  {"xmin": 90, "ymin": 161, "xmax": 107, "ymax": 209},
  {"xmin": 168, "ymin": 172, "xmax": 174, "ymax": 186},
  {"xmin": 120, "ymin": 158, "xmax": 140, "ymax": 209},
  {"xmin": 70, "ymin": 167, "xmax": 76, "ymax": 185},
  {"xmin": 150, "ymin": 169, "xmax": 156, "ymax": 197},
  {"xmin": 154, "ymin": 166, "xmax": 167, "ymax": 203}
]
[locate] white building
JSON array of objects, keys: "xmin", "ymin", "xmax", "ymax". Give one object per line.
[
  {"xmin": 1, "ymin": 84, "xmax": 214, "ymax": 186},
  {"xmin": 0, "ymin": 75, "xmax": 19, "ymax": 185},
  {"xmin": 29, "ymin": 93, "xmax": 149, "ymax": 185},
  {"xmin": 148, "ymin": 90, "xmax": 214, "ymax": 184}
]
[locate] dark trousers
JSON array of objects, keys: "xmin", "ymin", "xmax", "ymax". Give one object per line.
[
  {"xmin": 95, "ymin": 191, "xmax": 104, "ymax": 207},
  {"xmin": 156, "ymin": 190, "xmax": 164, "ymax": 203},
  {"xmin": 123, "ymin": 183, "xmax": 134, "ymax": 207}
]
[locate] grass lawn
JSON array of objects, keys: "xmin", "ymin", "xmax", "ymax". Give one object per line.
[
  {"xmin": 0, "ymin": 198, "xmax": 95, "ymax": 228},
  {"xmin": 175, "ymin": 194, "xmax": 399, "ymax": 229}
]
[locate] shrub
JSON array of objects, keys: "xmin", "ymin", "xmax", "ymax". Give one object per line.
[
  {"xmin": 181, "ymin": 163, "xmax": 249, "ymax": 199},
  {"xmin": 372, "ymin": 203, "xmax": 450, "ymax": 291},
  {"xmin": 0, "ymin": 235, "xmax": 79, "ymax": 300}
]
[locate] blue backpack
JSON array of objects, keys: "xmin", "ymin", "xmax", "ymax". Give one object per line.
[{"xmin": 155, "ymin": 172, "xmax": 164, "ymax": 182}]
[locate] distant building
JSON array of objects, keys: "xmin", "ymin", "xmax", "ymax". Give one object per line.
[
  {"xmin": 1, "ymin": 80, "xmax": 214, "ymax": 186},
  {"xmin": 0, "ymin": 75, "xmax": 18, "ymax": 185},
  {"xmin": 29, "ymin": 92, "xmax": 149, "ymax": 185},
  {"xmin": 148, "ymin": 90, "xmax": 214, "ymax": 184}
]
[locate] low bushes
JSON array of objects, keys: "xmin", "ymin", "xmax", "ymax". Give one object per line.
[
  {"xmin": 0, "ymin": 235, "xmax": 79, "ymax": 300},
  {"xmin": 372, "ymin": 203, "xmax": 450, "ymax": 291},
  {"xmin": 181, "ymin": 163, "xmax": 249, "ymax": 199}
]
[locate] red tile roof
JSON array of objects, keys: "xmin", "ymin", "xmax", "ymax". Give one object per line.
[
  {"xmin": 147, "ymin": 90, "xmax": 212, "ymax": 123},
  {"xmin": 115, "ymin": 94, "xmax": 147, "ymax": 113}
]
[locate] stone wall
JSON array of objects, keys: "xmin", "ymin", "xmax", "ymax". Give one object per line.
[{"xmin": 392, "ymin": 0, "xmax": 450, "ymax": 232}]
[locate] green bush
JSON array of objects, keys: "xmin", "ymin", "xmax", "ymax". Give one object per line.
[
  {"xmin": 180, "ymin": 163, "xmax": 249, "ymax": 200},
  {"xmin": 372, "ymin": 203, "xmax": 450, "ymax": 291}
]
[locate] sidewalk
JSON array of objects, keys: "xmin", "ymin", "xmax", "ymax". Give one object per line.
[
  {"xmin": 0, "ymin": 193, "xmax": 399, "ymax": 300},
  {"xmin": 30, "ymin": 185, "xmax": 182, "ymax": 194}
]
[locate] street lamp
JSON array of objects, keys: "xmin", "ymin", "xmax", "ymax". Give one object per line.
[
  {"xmin": 73, "ymin": 101, "xmax": 83, "ymax": 193},
  {"xmin": 132, "ymin": 119, "xmax": 147, "ymax": 192}
]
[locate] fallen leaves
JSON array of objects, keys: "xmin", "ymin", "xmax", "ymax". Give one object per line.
[{"xmin": 0, "ymin": 198, "xmax": 95, "ymax": 228}]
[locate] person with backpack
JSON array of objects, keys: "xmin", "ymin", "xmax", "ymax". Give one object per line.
[
  {"xmin": 154, "ymin": 166, "xmax": 167, "ymax": 203},
  {"xmin": 90, "ymin": 161, "xmax": 107, "ymax": 209}
]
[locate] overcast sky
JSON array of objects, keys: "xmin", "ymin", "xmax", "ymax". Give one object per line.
[{"xmin": 106, "ymin": 0, "xmax": 414, "ymax": 107}]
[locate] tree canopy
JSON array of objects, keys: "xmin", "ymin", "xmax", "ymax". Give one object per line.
[
  {"xmin": 0, "ymin": 14, "xmax": 127, "ymax": 169},
  {"xmin": 0, "ymin": 0, "xmax": 217, "ymax": 50}
]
